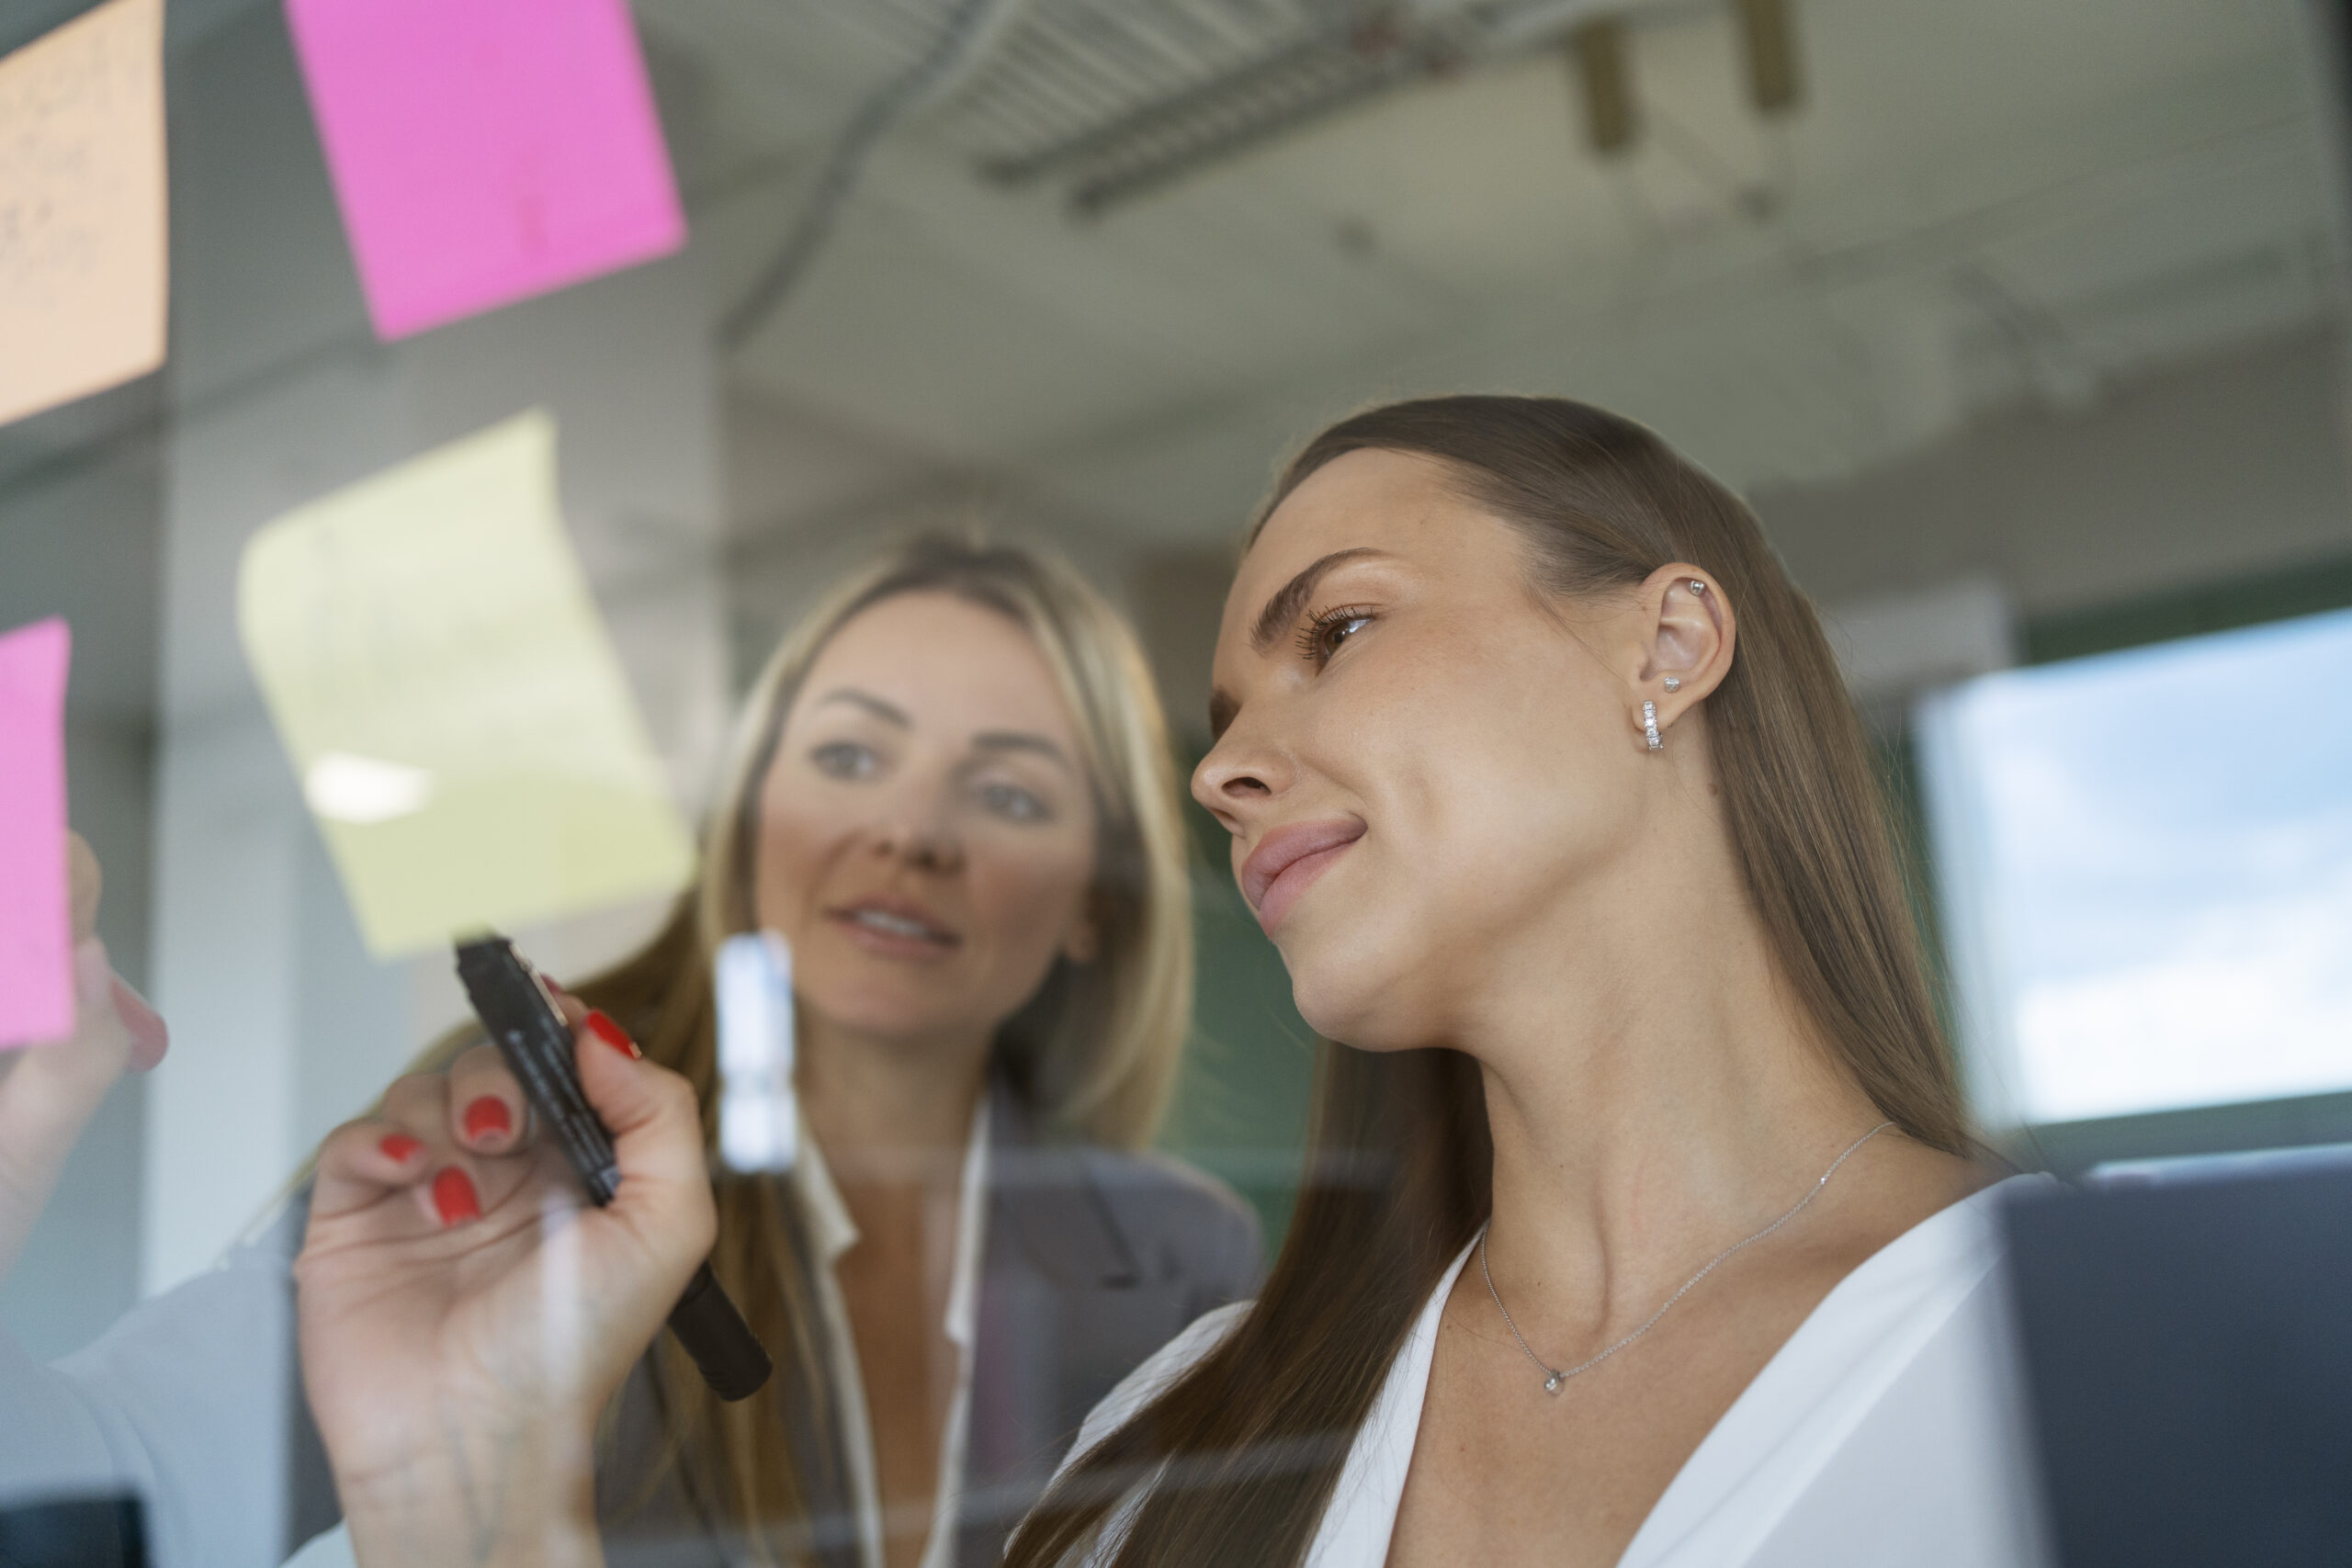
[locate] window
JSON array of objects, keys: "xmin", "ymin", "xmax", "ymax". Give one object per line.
[{"xmin": 1917, "ymin": 607, "xmax": 2352, "ymax": 1133}]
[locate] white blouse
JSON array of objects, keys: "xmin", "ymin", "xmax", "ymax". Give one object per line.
[
  {"xmin": 794, "ymin": 1098, "xmax": 990, "ymax": 1568},
  {"xmin": 1060, "ymin": 1175, "xmax": 2057, "ymax": 1567}
]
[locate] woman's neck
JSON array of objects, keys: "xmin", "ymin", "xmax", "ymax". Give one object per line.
[
  {"xmin": 1458, "ymin": 827, "xmax": 1905, "ymax": 1336},
  {"xmin": 797, "ymin": 1012, "xmax": 992, "ymax": 1188}
]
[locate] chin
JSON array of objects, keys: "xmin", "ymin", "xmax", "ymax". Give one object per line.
[
  {"xmin": 797, "ymin": 974, "xmax": 951, "ymax": 1043},
  {"xmin": 1281, "ymin": 920, "xmax": 1431, "ymax": 1053}
]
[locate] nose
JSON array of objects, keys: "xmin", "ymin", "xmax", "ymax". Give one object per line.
[
  {"xmin": 872, "ymin": 777, "xmax": 964, "ymax": 873},
  {"xmin": 876, "ymin": 818, "xmax": 962, "ymax": 873},
  {"xmin": 1191, "ymin": 714, "xmax": 1292, "ymax": 835}
]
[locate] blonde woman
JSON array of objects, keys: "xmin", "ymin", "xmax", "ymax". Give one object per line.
[{"xmin": 3, "ymin": 536, "xmax": 1258, "ymax": 1568}]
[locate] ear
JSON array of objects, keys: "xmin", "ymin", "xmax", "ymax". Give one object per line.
[{"xmin": 1629, "ymin": 563, "xmax": 1735, "ymax": 745}]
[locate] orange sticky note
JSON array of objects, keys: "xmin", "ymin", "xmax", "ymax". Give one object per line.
[{"xmin": 0, "ymin": 0, "xmax": 168, "ymax": 429}]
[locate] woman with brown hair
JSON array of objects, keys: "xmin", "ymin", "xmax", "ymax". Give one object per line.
[
  {"xmin": 1000, "ymin": 395, "xmax": 2049, "ymax": 1568},
  {"xmin": 1, "ymin": 535, "xmax": 1257, "ymax": 1568}
]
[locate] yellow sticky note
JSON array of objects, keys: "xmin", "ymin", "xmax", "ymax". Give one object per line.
[
  {"xmin": 237, "ymin": 411, "xmax": 696, "ymax": 957},
  {"xmin": 0, "ymin": 0, "xmax": 167, "ymax": 429}
]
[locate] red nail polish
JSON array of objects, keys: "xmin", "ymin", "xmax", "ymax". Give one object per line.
[
  {"xmin": 585, "ymin": 1010, "xmax": 640, "ymax": 1059},
  {"xmin": 462, "ymin": 1096, "xmax": 512, "ymax": 1141},
  {"xmin": 379, "ymin": 1133, "xmax": 423, "ymax": 1162},
  {"xmin": 431, "ymin": 1167, "xmax": 481, "ymax": 1226}
]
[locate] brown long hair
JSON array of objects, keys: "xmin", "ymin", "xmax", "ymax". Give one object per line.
[
  {"xmin": 1006, "ymin": 396, "xmax": 1968, "ymax": 1568},
  {"xmin": 400, "ymin": 534, "xmax": 1194, "ymax": 1563}
]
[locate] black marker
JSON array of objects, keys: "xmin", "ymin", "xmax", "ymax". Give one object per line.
[{"xmin": 455, "ymin": 934, "xmax": 772, "ymax": 1402}]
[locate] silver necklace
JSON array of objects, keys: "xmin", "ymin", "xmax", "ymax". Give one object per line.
[{"xmin": 1480, "ymin": 1121, "xmax": 1894, "ymax": 1394}]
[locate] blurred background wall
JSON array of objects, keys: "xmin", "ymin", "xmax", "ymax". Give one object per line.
[{"xmin": 5, "ymin": 0, "xmax": 2351, "ymax": 1367}]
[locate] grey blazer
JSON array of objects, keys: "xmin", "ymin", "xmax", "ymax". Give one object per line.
[{"xmin": 0, "ymin": 1079, "xmax": 1261, "ymax": 1568}]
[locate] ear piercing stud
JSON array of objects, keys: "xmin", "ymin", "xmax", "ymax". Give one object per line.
[
  {"xmin": 1642, "ymin": 700, "xmax": 1663, "ymax": 751},
  {"xmin": 1662, "ymin": 675, "xmax": 1681, "ymax": 693},
  {"xmin": 1690, "ymin": 579, "xmax": 1706, "ymax": 594}
]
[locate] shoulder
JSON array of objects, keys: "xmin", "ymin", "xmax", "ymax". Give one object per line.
[
  {"xmin": 1077, "ymin": 1144, "xmax": 1256, "ymax": 1231},
  {"xmin": 1731, "ymin": 1198, "xmax": 2056, "ymax": 1567},
  {"xmin": 1624, "ymin": 1179, "xmax": 2057, "ymax": 1567},
  {"xmin": 986, "ymin": 1082, "xmax": 1265, "ymax": 1297},
  {"xmin": 1074, "ymin": 1145, "xmax": 1264, "ymax": 1290},
  {"xmin": 1066, "ymin": 1297, "xmax": 1252, "ymax": 1467}
]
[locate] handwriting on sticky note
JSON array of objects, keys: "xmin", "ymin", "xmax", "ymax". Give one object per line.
[
  {"xmin": 0, "ymin": 0, "xmax": 167, "ymax": 429},
  {"xmin": 0, "ymin": 619, "xmax": 74, "ymax": 1048},
  {"xmin": 285, "ymin": 0, "xmax": 685, "ymax": 342},
  {"xmin": 237, "ymin": 411, "xmax": 696, "ymax": 958}
]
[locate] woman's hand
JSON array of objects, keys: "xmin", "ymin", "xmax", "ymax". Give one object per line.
[
  {"xmin": 0, "ymin": 833, "xmax": 168, "ymax": 1283},
  {"xmin": 294, "ymin": 1000, "xmax": 714, "ymax": 1568}
]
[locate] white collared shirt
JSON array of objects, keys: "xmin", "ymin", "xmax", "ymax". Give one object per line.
[
  {"xmin": 1062, "ymin": 1175, "xmax": 2057, "ymax": 1567},
  {"xmin": 792, "ymin": 1098, "xmax": 991, "ymax": 1568}
]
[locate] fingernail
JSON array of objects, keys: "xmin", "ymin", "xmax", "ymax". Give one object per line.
[
  {"xmin": 462, "ymin": 1096, "xmax": 513, "ymax": 1141},
  {"xmin": 431, "ymin": 1167, "xmax": 481, "ymax": 1227},
  {"xmin": 585, "ymin": 1010, "xmax": 640, "ymax": 1059},
  {"xmin": 379, "ymin": 1133, "xmax": 423, "ymax": 1162}
]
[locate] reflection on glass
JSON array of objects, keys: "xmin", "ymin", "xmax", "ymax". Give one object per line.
[{"xmin": 717, "ymin": 929, "xmax": 797, "ymax": 1174}]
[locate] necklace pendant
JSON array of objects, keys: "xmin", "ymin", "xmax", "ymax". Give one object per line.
[{"xmin": 1481, "ymin": 1124, "xmax": 1894, "ymax": 1408}]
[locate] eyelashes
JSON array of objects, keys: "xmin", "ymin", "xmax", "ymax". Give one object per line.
[{"xmin": 1295, "ymin": 604, "xmax": 1377, "ymax": 664}]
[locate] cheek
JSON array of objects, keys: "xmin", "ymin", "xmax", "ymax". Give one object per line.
[
  {"xmin": 1413, "ymin": 733, "xmax": 1636, "ymax": 937},
  {"xmin": 1410, "ymin": 628, "xmax": 1632, "ymax": 857},
  {"xmin": 962, "ymin": 828, "xmax": 1095, "ymax": 950},
  {"xmin": 749, "ymin": 789, "xmax": 842, "ymax": 931},
  {"xmin": 1335, "ymin": 630, "xmax": 1597, "ymax": 860},
  {"xmin": 1280, "ymin": 636, "xmax": 1638, "ymax": 1036}
]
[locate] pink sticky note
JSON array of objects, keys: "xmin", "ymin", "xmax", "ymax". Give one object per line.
[
  {"xmin": 0, "ymin": 618, "xmax": 73, "ymax": 1048},
  {"xmin": 284, "ymin": 0, "xmax": 686, "ymax": 342}
]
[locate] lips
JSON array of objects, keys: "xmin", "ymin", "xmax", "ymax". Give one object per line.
[
  {"xmin": 826, "ymin": 894, "xmax": 961, "ymax": 955},
  {"xmin": 1239, "ymin": 818, "xmax": 1365, "ymax": 934}
]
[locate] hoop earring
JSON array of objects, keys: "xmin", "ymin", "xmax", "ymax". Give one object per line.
[{"xmin": 1643, "ymin": 700, "xmax": 1663, "ymax": 751}]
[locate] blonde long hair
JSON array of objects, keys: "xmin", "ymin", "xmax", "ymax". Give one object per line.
[{"xmin": 430, "ymin": 534, "xmax": 1193, "ymax": 1560}]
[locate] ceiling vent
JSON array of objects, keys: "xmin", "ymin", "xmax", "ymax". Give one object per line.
[{"xmin": 938, "ymin": 0, "xmax": 1668, "ymax": 214}]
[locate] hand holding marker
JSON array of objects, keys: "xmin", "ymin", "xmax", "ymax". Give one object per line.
[{"xmin": 455, "ymin": 935, "xmax": 770, "ymax": 1400}]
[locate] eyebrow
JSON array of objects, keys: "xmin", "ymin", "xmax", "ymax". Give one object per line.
[
  {"xmin": 1209, "ymin": 547, "xmax": 1390, "ymax": 739},
  {"xmin": 1249, "ymin": 547, "xmax": 1386, "ymax": 653},
  {"xmin": 814, "ymin": 688, "xmax": 910, "ymax": 726},
  {"xmin": 817, "ymin": 690, "xmax": 1072, "ymax": 768},
  {"xmin": 973, "ymin": 730, "xmax": 1073, "ymax": 769}
]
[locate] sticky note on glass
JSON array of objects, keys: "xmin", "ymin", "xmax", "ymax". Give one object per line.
[
  {"xmin": 285, "ymin": 0, "xmax": 685, "ymax": 341},
  {"xmin": 0, "ymin": 0, "xmax": 167, "ymax": 429},
  {"xmin": 0, "ymin": 619, "xmax": 74, "ymax": 1048},
  {"xmin": 237, "ymin": 411, "xmax": 695, "ymax": 957}
]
